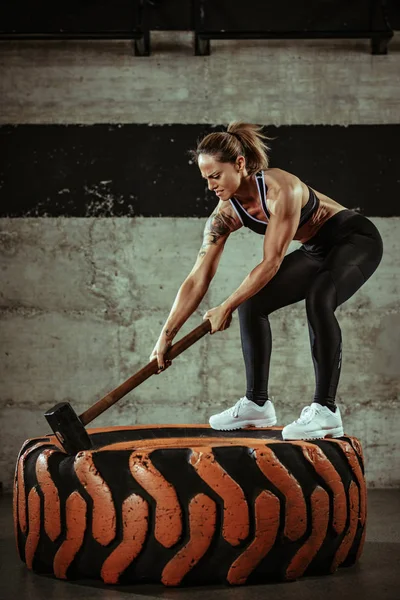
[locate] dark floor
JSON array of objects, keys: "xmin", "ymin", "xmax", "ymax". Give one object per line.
[{"xmin": 1, "ymin": 490, "xmax": 399, "ymax": 600}]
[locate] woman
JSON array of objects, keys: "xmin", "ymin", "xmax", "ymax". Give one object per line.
[{"xmin": 150, "ymin": 122, "xmax": 383, "ymax": 440}]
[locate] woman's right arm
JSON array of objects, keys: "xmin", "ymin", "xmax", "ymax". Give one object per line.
[{"xmin": 150, "ymin": 202, "xmax": 241, "ymax": 371}]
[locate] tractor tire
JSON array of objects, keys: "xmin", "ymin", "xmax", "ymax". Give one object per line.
[{"xmin": 13, "ymin": 425, "xmax": 366, "ymax": 586}]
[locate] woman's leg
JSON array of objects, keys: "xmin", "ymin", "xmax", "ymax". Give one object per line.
[
  {"xmin": 305, "ymin": 224, "xmax": 384, "ymax": 411},
  {"xmin": 238, "ymin": 248, "xmax": 322, "ymax": 405},
  {"xmin": 209, "ymin": 248, "xmax": 322, "ymax": 431}
]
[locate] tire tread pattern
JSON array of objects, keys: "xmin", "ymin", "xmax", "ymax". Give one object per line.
[{"xmin": 13, "ymin": 427, "xmax": 367, "ymax": 586}]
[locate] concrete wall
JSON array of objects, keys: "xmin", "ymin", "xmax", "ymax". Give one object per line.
[
  {"xmin": 1, "ymin": 33, "xmax": 400, "ymax": 125},
  {"xmin": 1, "ymin": 32, "xmax": 399, "ymax": 491}
]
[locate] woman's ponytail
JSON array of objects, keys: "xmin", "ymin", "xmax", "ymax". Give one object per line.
[{"xmin": 189, "ymin": 121, "xmax": 273, "ymax": 175}]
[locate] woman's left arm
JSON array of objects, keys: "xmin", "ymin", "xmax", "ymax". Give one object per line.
[{"xmin": 204, "ymin": 184, "xmax": 302, "ymax": 332}]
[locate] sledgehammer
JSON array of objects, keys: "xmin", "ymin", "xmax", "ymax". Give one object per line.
[{"xmin": 44, "ymin": 319, "xmax": 211, "ymax": 454}]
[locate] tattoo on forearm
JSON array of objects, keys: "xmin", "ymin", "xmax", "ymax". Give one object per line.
[
  {"xmin": 165, "ymin": 327, "xmax": 179, "ymax": 340},
  {"xmin": 198, "ymin": 243, "xmax": 208, "ymax": 258}
]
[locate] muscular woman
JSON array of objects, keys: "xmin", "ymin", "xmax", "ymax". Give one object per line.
[{"xmin": 150, "ymin": 122, "xmax": 383, "ymax": 440}]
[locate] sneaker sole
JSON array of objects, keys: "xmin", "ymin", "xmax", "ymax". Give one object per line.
[
  {"xmin": 282, "ymin": 426, "xmax": 344, "ymax": 441},
  {"xmin": 209, "ymin": 418, "xmax": 277, "ymax": 431}
]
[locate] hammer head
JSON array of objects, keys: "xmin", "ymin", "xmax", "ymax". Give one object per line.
[{"xmin": 44, "ymin": 402, "xmax": 93, "ymax": 455}]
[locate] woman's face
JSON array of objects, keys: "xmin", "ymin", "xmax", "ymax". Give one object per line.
[{"xmin": 198, "ymin": 154, "xmax": 244, "ymax": 202}]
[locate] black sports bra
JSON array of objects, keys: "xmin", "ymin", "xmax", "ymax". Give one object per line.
[{"xmin": 229, "ymin": 171, "xmax": 319, "ymax": 235}]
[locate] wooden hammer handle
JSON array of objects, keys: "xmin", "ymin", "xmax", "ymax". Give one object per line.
[{"xmin": 79, "ymin": 319, "xmax": 212, "ymax": 426}]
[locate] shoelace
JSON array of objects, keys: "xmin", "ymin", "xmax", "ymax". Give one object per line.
[
  {"xmin": 232, "ymin": 396, "xmax": 247, "ymax": 418},
  {"xmin": 295, "ymin": 404, "xmax": 319, "ymax": 425}
]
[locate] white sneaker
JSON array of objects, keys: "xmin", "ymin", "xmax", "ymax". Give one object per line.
[
  {"xmin": 209, "ymin": 396, "xmax": 277, "ymax": 431},
  {"xmin": 282, "ymin": 402, "xmax": 344, "ymax": 440}
]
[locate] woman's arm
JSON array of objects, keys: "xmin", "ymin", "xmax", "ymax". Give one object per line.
[
  {"xmin": 150, "ymin": 202, "xmax": 240, "ymax": 368},
  {"xmin": 222, "ymin": 184, "xmax": 302, "ymax": 312},
  {"xmin": 204, "ymin": 184, "xmax": 302, "ymax": 333},
  {"xmin": 161, "ymin": 203, "xmax": 239, "ymax": 337}
]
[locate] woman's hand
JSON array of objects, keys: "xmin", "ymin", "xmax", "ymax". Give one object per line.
[
  {"xmin": 149, "ymin": 333, "xmax": 174, "ymax": 374},
  {"xmin": 203, "ymin": 303, "xmax": 232, "ymax": 334}
]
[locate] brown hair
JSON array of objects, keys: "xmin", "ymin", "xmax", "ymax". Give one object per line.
[{"xmin": 189, "ymin": 121, "xmax": 273, "ymax": 176}]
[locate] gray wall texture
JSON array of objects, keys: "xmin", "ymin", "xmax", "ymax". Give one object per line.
[{"xmin": 1, "ymin": 32, "xmax": 399, "ymax": 491}]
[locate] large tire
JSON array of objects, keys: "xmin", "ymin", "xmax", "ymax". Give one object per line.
[{"xmin": 13, "ymin": 425, "xmax": 366, "ymax": 586}]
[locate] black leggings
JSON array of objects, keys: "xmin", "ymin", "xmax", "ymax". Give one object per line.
[{"xmin": 238, "ymin": 210, "xmax": 383, "ymax": 408}]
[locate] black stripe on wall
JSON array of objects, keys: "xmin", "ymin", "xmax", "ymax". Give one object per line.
[
  {"xmin": 1, "ymin": 0, "xmax": 399, "ymax": 33},
  {"xmin": 0, "ymin": 124, "xmax": 399, "ymax": 217}
]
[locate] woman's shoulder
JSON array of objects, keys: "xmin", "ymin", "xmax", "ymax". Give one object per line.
[{"xmin": 263, "ymin": 167, "xmax": 302, "ymax": 191}]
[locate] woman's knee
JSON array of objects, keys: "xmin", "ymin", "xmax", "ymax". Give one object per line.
[
  {"xmin": 238, "ymin": 296, "xmax": 269, "ymax": 322},
  {"xmin": 305, "ymin": 270, "xmax": 337, "ymax": 316}
]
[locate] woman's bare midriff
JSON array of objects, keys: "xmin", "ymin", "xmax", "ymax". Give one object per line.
[
  {"xmin": 294, "ymin": 183, "xmax": 348, "ymax": 244},
  {"xmin": 227, "ymin": 168, "xmax": 349, "ymax": 244}
]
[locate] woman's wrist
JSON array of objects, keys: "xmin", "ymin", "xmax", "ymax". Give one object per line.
[{"xmin": 221, "ymin": 299, "xmax": 234, "ymax": 314}]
